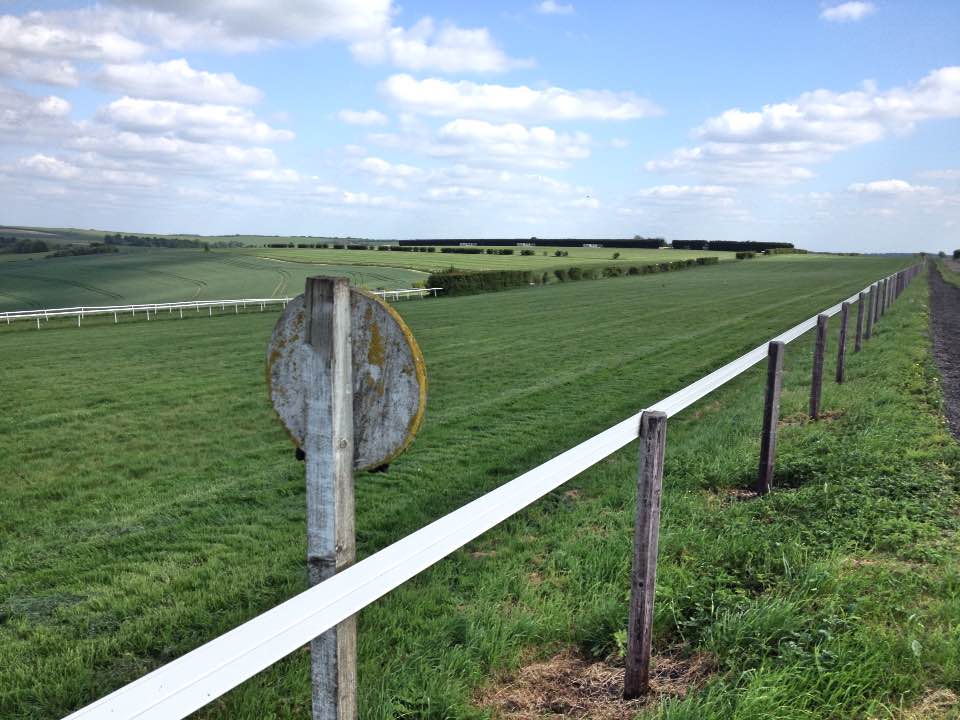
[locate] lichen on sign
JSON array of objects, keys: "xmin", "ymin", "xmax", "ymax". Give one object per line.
[{"xmin": 267, "ymin": 288, "xmax": 427, "ymax": 471}]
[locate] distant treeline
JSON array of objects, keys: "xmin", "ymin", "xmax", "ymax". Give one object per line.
[
  {"xmin": 262, "ymin": 238, "xmax": 802, "ymax": 252},
  {"xmin": 104, "ymin": 233, "xmax": 244, "ymax": 249},
  {"xmin": 47, "ymin": 243, "xmax": 118, "ymax": 258},
  {"xmin": 266, "ymin": 243, "xmax": 379, "ymax": 249},
  {"xmin": 400, "ymin": 237, "xmax": 668, "ymax": 249},
  {"xmin": 0, "ymin": 236, "xmax": 50, "ymax": 254},
  {"xmin": 671, "ymin": 240, "xmax": 796, "ymax": 252}
]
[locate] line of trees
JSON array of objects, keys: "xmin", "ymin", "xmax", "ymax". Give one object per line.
[
  {"xmin": 47, "ymin": 243, "xmax": 119, "ymax": 258},
  {"xmin": 400, "ymin": 237, "xmax": 668, "ymax": 249},
  {"xmin": 104, "ymin": 234, "xmax": 244, "ymax": 249},
  {"xmin": 0, "ymin": 236, "xmax": 50, "ymax": 254}
]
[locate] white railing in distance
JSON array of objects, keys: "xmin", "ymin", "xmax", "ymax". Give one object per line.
[
  {"xmin": 62, "ymin": 267, "xmax": 917, "ymax": 720},
  {"xmin": 0, "ymin": 290, "xmax": 443, "ymax": 326}
]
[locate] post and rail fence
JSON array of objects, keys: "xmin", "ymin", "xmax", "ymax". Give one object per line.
[
  {"xmin": 0, "ymin": 289, "xmax": 444, "ymax": 329},
  {"xmin": 61, "ymin": 263, "xmax": 922, "ymax": 719}
]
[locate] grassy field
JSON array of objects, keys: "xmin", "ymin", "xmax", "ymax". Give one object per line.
[
  {"xmin": 241, "ymin": 245, "xmax": 735, "ymax": 274},
  {"xmin": 3, "ymin": 255, "xmax": 958, "ymax": 720},
  {"xmin": 940, "ymin": 259, "xmax": 960, "ymax": 288},
  {"xmin": 0, "ymin": 250, "xmax": 427, "ymax": 311}
]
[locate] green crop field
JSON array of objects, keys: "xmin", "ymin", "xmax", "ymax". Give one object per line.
[
  {"xmin": 242, "ymin": 245, "xmax": 735, "ymax": 273},
  {"xmin": 0, "ymin": 250, "xmax": 427, "ymax": 311},
  {"xmin": 3, "ymin": 255, "xmax": 958, "ymax": 720}
]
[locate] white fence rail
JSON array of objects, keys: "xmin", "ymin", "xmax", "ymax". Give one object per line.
[
  {"xmin": 1, "ymin": 289, "xmax": 443, "ymax": 328},
  {"xmin": 63, "ymin": 268, "xmax": 916, "ymax": 719}
]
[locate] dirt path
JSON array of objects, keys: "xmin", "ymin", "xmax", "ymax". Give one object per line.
[{"xmin": 929, "ymin": 263, "xmax": 960, "ymax": 439}]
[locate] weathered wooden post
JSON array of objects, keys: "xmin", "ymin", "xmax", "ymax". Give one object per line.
[
  {"xmin": 268, "ymin": 277, "xmax": 427, "ymax": 720},
  {"xmin": 624, "ymin": 410, "xmax": 667, "ymax": 699},
  {"xmin": 303, "ymin": 277, "xmax": 356, "ymax": 720},
  {"xmin": 756, "ymin": 341, "xmax": 785, "ymax": 495},
  {"xmin": 864, "ymin": 287, "xmax": 875, "ymax": 341},
  {"xmin": 854, "ymin": 292, "xmax": 865, "ymax": 353},
  {"xmin": 836, "ymin": 302, "xmax": 849, "ymax": 384},
  {"xmin": 810, "ymin": 314, "xmax": 828, "ymax": 420}
]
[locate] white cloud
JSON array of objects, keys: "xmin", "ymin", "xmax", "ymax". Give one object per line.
[
  {"xmin": 0, "ymin": 87, "xmax": 72, "ymax": 138},
  {"xmin": 537, "ymin": 1, "xmax": 575, "ymax": 15},
  {"xmin": 351, "ymin": 17, "xmax": 531, "ymax": 73},
  {"xmin": 432, "ymin": 118, "xmax": 591, "ymax": 169},
  {"xmin": 635, "ymin": 184, "xmax": 735, "ymax": 199},
  {"xmin": 14, "ymin": 154, "xmax": 80, "ymax": 180},
  {"xmin": 0, "ymin": 51, "xmax": 78, "ymax": 86},
  {"xmin": 99, "ymin": 97, "xmax": 294, "ymax": 144},
  {"xmin": 370, "ymin": 119, "xmax": 592, "ymax": 170},
  {"xmin": 338, "ymin": 109, "xmax": 389, "ymax": 126},
  {"xmin": 97, "ymin": 59, "xmax": 262, "ymax": 104},
  {"xmin": 381, "ymin": 74, "xmax": 661, "ymax": 121},
  {"xmin": 1, "ymin": 152, "xmax": 164, "ymax": 189},
  {"xmin": 820, "ymin": 2, "xmax": 876, "ymax": 22},
  {"xmin": 69, "ymin": 130, "xmax": 281, "ymax": 173},
  {"xmin": 848, "ymin": 179, "xmax": 936, "ymax": 194},
  {"xmin": 0, "ymin": 12, "xmax": 146, "ymax": 61},
  {"xmin": 647, "ymin": 66, "xmax": 960, "ymax": 184},
  {"xmin": 353, "ymin": 156, "xmax": 421, "ymax": 188},
  {"xmin": 610, "ymin": 137, "xmax": 630, "ymax": 148},
  {"xmin": 105, "ymin": 0, "xmax": 392, "ymax": 48},
  {"xmin": 340, "ymin": 190, "xmax": 411, "ymax": 209}
]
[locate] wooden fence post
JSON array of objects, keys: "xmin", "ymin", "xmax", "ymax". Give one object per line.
[
  {"xmin": 854, "ymin": 292, "xmax": 865, "ymax": 353},
  {"xmin": 624, "ymin": 410, "xmax": 668, "ymax": 699},
  {"xmin": 756, "ymin": 341, "xmax": 785, "ymax": 495},
  {"xmin": 304, "ymin": 277, "xmax": 358, "ymax": 720},
  {"xmin": 836, "ymin": 302, "xmax": 849, "ymax": 384},
  {"xmin": 864, "ymin": 287, "xmax": 875, "ymax": 340},
  {"xmin": 810, "ymin": 314, "xmax": 828, "ymax": 420}
]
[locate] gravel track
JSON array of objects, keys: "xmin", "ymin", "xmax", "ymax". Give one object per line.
[{"xmin": 929, "ymin": 263, "xmax": 960, "ymax": 439}]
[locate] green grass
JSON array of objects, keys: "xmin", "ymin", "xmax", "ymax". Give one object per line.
[
  {"xmin": 3, "ymin": 255, "xmax": 957, "ymax": 720},
  {"xmin": 939, "ymin": 259, "xmax": 960, "ymax": 288},
  {"xmin": 0, "ymin": 250, "xmax": 427, "ymax": 311},
  {"xmin": 241, "ymin": 245, "xmax": 735, "ymax": 274}
]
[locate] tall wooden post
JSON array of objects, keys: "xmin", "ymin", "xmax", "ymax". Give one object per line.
[
  {"xmin": 624, "ymin": 410, "xmax": 668, "ymax": 699},
  {"xmin": 756, "ymin": 341, "xmax": 785, "ymax": 495},
  {"xmin": 854, "ymin": 292, "xmax": 865, "ymax": 353},
  {"xmin": 304, "ymin": 277, "xmax": 358, "ymax": 720},
  {"xmin": 836, "ymin": 302, "xmax": 849, "ymax": 384},
  {"xmin": 864, "ymin": 287, "xmax": 875, "ymax": 340},
  {"xmin": 810, "ymin": 314, "xmax": 828, "ymax": 420}
]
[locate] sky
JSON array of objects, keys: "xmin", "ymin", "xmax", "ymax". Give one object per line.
[{"xmin": 0, "ymin": 1, "xmax": 958, "ymax": 252}]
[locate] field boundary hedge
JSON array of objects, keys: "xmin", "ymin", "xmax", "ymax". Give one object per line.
[{"xmin": 428, "ymin": 257, "xmax": 719, "ymax": 296}]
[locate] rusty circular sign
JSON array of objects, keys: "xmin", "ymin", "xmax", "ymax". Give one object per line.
[{"xmin": 267, "ymin": 288, "xmax": 427, "ymax": 471}]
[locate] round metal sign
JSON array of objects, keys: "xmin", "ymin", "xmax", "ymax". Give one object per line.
[{"xmin": 267, "ymin": 289, "xmax": 427, "ymax": 471}]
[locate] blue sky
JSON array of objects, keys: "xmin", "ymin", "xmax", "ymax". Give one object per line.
[{"xmin": 0, "ymin": 1, "xmax": 958, "ymax": 251}]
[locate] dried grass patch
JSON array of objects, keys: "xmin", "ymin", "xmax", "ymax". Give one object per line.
[
  {"xmin": 477, "ymin": 647, "xmax": 712, "ymax": 719},
  {"xmin": 871, "ymin": 689, "xmax": 960, "ymax": 720}
]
